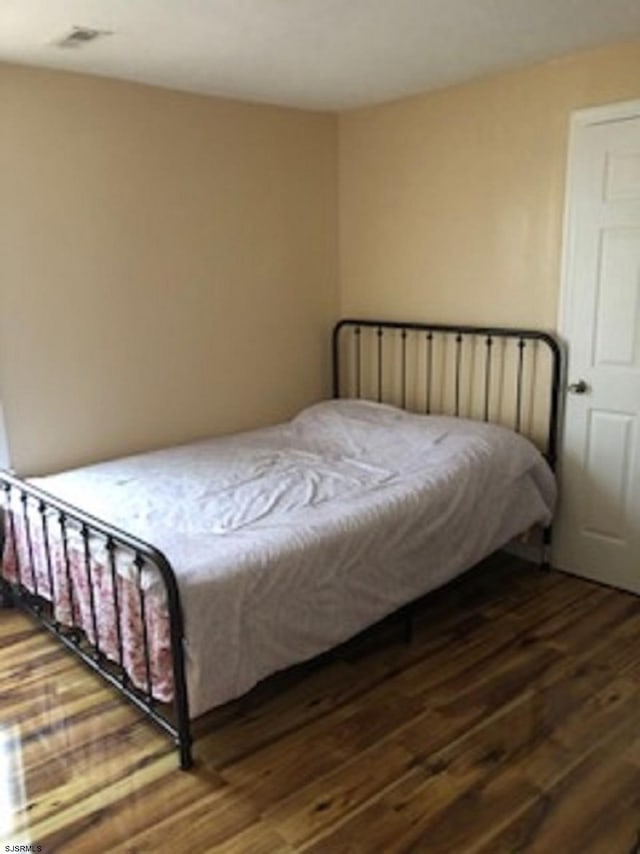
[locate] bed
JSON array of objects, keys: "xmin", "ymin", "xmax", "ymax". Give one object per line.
[{"xmin": 0, "ymin": 319, "xmax": 562, "ymax": 769}]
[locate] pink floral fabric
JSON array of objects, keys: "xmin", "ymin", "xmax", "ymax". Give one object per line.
[{"xmin": 1, "ymin": 499, "xmax": 174, "ymax": 703}]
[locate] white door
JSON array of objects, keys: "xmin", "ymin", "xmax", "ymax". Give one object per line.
[{"xmin": 555, "ymin": 102, "xmax": 640, "ymax": 594}]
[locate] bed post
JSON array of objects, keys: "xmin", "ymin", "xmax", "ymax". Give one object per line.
[
  {"xmin": 541, "ymin": 332, "xmax": 563, "ymax": 572},
  {"xmin": 541, "ymin": 526, "xmax": 553, "ymax": 571},
  {"xmin": 0, "ymin": 503, "xmax": 12, "ymax": 607},
  {"xmin": 158, "ymin": 549, "xmax": 193, "ymax": 770}
]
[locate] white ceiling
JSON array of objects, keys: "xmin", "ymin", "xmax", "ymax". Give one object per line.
[{"xmin": 1, "ymin": 0, "xmax": 639, "ymax": 111}]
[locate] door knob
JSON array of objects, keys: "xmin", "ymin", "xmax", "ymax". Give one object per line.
[{"xmin": 568, "ymin": 379, "xmax": 589, "ymax": 394}]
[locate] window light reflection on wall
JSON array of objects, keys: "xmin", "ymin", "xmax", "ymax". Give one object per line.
[{"xmin": 0, "ymin": 402, "xmax": 10, "ymax": 470}]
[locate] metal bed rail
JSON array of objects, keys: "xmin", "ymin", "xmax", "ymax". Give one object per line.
[{"xmin": 0, "ymin": 471, "xmax": 192, "ymax": 769}]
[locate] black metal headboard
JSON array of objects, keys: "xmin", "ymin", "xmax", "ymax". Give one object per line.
[{"xmin": 332, "ymin": 319, "xmax": 563, "ymax": 471}]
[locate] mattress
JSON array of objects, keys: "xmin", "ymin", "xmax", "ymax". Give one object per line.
[{"xmin": 4, "ymin": 399, "xmax": 556, "ymax": 717}]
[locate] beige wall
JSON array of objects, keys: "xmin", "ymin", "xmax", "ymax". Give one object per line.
[
  {"xmin": 3, "ymin": 42, "xmax": 640, "ymax": 475},
  {"xmin": 338, "ymin": 41, "xmax": 640, "ymax": 329},
  {"xmin": 0, "ymin": 65, "xmax": 338, "ymax": 475}
]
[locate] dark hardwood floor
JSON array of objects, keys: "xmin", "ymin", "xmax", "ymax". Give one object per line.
[{"xmin": 1, "ymin": 553, "xmax": 639, "ymax": 852}]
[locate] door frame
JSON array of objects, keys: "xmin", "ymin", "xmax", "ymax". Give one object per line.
[{"xmin": 555, "ymin": 96, "xmax": 640, "ymax": 565}]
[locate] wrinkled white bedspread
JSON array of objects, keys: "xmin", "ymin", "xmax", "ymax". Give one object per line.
[{"xmin": 33, "ymin": 399, "xmax": 556, "ymax": 716}]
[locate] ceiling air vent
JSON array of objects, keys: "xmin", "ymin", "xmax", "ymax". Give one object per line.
[{"xmin": 54, "ymin": 26, "xmax": 113, "ymax": 48}]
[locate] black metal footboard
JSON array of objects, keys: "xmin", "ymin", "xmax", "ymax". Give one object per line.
[{"xmin": 0, "ymin": 471, "xmax": 193, "ymax": 769}]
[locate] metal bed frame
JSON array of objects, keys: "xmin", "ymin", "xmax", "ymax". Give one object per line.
[{"xmin": 0, "ymin": 318, "xmax": 563, "ymax": 770}]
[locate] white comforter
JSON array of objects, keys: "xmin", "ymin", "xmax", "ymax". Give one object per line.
[{"xmin": 33, "ymin": 399, "xmax": 556, "ymax": 716}]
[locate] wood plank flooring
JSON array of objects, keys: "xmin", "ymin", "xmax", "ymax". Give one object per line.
[{"xmin": 1, "ymin": 553, "xmax": 639, "ymax": 853}]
